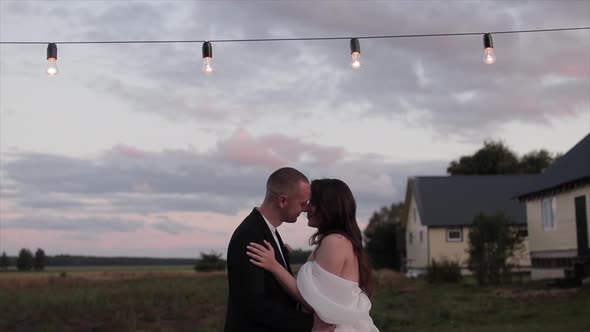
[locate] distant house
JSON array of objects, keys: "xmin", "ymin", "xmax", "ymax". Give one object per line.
[
  {"xmin": 403, "ymin": 176, "xmax": 532, "ymax": 275},
  {"xmin": 516, "ymin": 133, "xmax": 590, "ymax": 280}
]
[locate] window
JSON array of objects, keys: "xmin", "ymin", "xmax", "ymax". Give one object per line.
[
  {"xmin": 419, "ymin": 230, "xmax": 423, "ymax": 242},
  {"xmin": 542, "ymin": 197, "xmax": 556, "ymax": 231},
  {"xmin": 409, "ymin": 232, "xmax": 413, "ymax": 244},
  {"xmin": 413, "ymin": 208, "xmax": 417, "ymax": 223},
  {"xmin": 447, "ymin": 228, "xmax": 463, "ymax": 242}
]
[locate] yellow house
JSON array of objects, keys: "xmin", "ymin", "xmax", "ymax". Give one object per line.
[
  {"xmin": 516, "ymin": 133, "xmax": 590, "ymax": 281},
  {"xmin": 403, "ymin": 176, "xmax": 532, "ymax": 276}
]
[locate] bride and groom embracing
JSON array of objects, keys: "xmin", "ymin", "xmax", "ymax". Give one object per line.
[{"xmin": 224, "ymin": 167, "xmax": 379, "ymax": 332}]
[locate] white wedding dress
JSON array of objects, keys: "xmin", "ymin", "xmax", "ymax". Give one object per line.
[{"xmin": 297, "ymin": 261, "xmax": 380, "ymax": 332}]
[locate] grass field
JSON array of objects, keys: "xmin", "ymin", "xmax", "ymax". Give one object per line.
[{"xmin": 0, "ymin": 267, "xmax": 589, "ymax": 332}]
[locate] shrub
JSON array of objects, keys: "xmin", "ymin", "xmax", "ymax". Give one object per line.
[
  {"xmin": 427, "ymin": 258, "xmax": 463, "ymax": 284},
  {"xmin": 194, "ymin": 252, "xmax": 225, "ymax": 272},
  {"xmin": 467, "ymin": 211, "xmax": 523, "ymax": 286}
]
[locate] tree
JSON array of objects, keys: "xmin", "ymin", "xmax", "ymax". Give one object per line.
[
  {"xmin": 0, "ymin": 252, "xmax": 9, "ymax": 270},
  {"xmin": 34, "ymin": 248, "xmax": 46, "ymax": 271},
  {"xmin": 447, "ymin": 140, "xmax": 557, "ymax": 175},
  {"xmin": 447, "ymin": 140, "xmax": 519, "ymax": 175},
  {"xmin": 16, "ymin": 248, "xmax": 34, "ymax": 271},
  {"xmin": 363, "ymin": 202, "xmax": 405, "ymax": 270},
  {"xmin": 519, "ymin": 150, "xmax": 553, "ymax": 174},
  {"xmin": 466, "ymin": 211, "xmax": 524, "ymax": 286},
  {"xmin": 194, "ymin": 251, "xmax": 226, "ymax": 272}
]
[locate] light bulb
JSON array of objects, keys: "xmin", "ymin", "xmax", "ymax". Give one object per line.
[
  {"xmin": 482, "ymin": 34, "xmax": 495, "ymax": 65},
  {"xmin": 46, "ymin": 58, "xmax": 58, "ymax": 75},
  {"xmin": 484, "ymin": 47, "xmax": 496, "ymax": 64},
  {"xmin": 202, "ymin": 57, "xmax": 214, "ymax": 74},
  {"xmin": 46, "ymin": 43, "xmax": 58, "ymax": 76},
  {"xmin": 350, "ymin": 38, "xmax": 361, "ymax": 70},
  {"xmin": 351, "ymin": 52, "xmax": 361, "ymax": 69}
]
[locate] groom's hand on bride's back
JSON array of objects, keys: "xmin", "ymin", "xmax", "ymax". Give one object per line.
[{"xmin": 312, "ymin": 313, "xmax": 335, "ymax": 332}]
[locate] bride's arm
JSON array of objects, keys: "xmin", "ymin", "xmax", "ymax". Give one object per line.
[{"xmin": 247, "ymin": 241, "xmax": 314, "ymax": 313}]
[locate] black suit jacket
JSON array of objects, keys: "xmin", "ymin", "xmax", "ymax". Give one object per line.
[{"xmin": 224, "ymin": 208, "xmax": 313, "ymax": 332}]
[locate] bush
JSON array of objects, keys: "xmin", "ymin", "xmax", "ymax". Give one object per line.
[
  {"xmin": 467, "ymin": 211, "xmax": 523, "ymax": 286},
  {"xmin": 427, "ymin": 258, "xmax": 463, "ymax": 284},
  {"xmin": 194, "ymin": 252, "xmax": 226, "ymax": 272}
]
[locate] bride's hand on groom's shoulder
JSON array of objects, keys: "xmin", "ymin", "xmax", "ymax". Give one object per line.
[{"xmin": 246, "ymin": 240, "xmax": 280, "ymax": 273}]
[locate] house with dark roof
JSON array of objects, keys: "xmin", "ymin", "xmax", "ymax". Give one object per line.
[
  {"xmin": 516, "ymin": 133, "xmax": 590, "ymax": 280},
  {"xmin": 403, "ymin": 175, "xmax": 533, "ymax": 275}
]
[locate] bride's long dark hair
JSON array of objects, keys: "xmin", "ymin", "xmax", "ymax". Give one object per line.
[{"xmin": 308, "ymin": 178, "xmax": 373, "ymax": 297}]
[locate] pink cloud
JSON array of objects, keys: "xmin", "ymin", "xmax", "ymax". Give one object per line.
[
  {"xmin": 529, "ymin": 51, "xmax": 590, "ymax": 79},
  {"xmin": 219, "ymin": 128, "xmax": 346, "ymax": 168},
  {"xmin": 222, "ymin": 129, "xmax": 287, "ymax": 168},
  {"xmin": 558, "ymin": 62, "xmax": 590, "ymax": 78},
  {"xmin": 112, "ymin": 144, "xmax": 146, "ymax": 159}
]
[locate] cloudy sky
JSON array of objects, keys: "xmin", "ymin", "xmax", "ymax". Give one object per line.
[{"xmin": 1, "ymin": 0, "xmax": 589, "ymax": 258}]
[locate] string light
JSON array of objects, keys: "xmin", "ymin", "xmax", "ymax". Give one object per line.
[
  {"xmin": 350, "ymin": 38, "xmax": 361, "ymax": 69},
  {"xmin": 483, "ymin": 33, "xmax": 496, "ymax": 64},
  {"xmin": 0, "ymin": 26, "xmax": 587, "ymax": 75},
  {"xmin": 46, "ymin": 43, "xmax": 58, "ymax": 75},
  {"xmin": 202, "ymin": 41, "xmax": 214, "ymax": 74}
]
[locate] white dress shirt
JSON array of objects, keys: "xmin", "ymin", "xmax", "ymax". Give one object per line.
[{"xmin": 256, "ymin": 208, "xmax": 287, "ymax": 267}]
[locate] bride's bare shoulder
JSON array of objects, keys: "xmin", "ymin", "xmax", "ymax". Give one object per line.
[
  {"xmin": 321, "ymin": 233, "xmax": 352, "ymax": 248},
  {"xmin": 314, "ymin": 234, "xmax": 352, "ymax": 271}
]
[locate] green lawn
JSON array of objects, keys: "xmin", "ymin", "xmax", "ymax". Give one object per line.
[{"xmin": 0, "ymin": 269, "xmax": 588, "ymax": 332}]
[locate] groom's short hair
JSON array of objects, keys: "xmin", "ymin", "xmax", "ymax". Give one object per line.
[{"xmin": 266, "ymin": 167, "xmax": 309, "ymax": 197}]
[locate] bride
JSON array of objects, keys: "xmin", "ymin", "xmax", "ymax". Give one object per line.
[{"xmin": 247, "ymin": 178, "xmax": 380, "ymax": 332}]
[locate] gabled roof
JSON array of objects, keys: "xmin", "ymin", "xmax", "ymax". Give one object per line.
[
  {"xmin": 517, "ymin": 133, "xmax": 590, "ymax": 199},
  {"xmin": 408, "ymin": 175, "xmax": 532, "ymax": 227}
]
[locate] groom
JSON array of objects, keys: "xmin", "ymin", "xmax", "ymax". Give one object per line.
[{"xmin": 224, "ymin": 167, "xmax": 333, "ymax": 332}]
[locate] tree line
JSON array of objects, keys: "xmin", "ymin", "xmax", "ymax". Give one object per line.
[
  {"xmin": 1, "ymin": 249, "xmax": 46, "ymax": 271},
  {"xmin": 0, "ymin": 249, "xmax": 199, "ymax": 271}
]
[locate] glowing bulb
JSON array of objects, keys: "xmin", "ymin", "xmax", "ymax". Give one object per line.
[
  {"xmin": 351, "ymin": 52, "xmax": 361, "ymax": 69},
  {"xmin": 349, "ymin": 38, "xmax": 361, "ymax": 70},
  {"xmin": 46, "ymin": 58, "xmax": 58, "ymax": 75},
  {"xmin": 484, "ymin": 47, "xmax": 496, "ymax": 64},
  {"xmin": 202, "ymin": 57, "xmax": 214, "ymax": 74},
  {"xmin": 482, "ymin": 34, "xmax": 495, "ymax": 65},
  {"xmin": 46, "ymin": 43, "xmax": 58, "ymax": 76}
]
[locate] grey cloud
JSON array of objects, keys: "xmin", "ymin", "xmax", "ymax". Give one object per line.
[
  {"xmin": 0, "ymin": 1, "xmax": 42, "ymax": 16},
  {"xmin": 3, "ymin": 216, "xmax": 145, "ymax": 233},
  {"xmin": 2, "ymin": 151, "xmax": 266, "ymax": 197},
  {"xmin": 152, "ymin": 218, "xmax": 193, "ymax": 235},
  {"xmin": 70, "ymin": 1, "xmax": 590, "ymax": 138},
  {"xmin": 7, "ymin": 1, "xmax": 582, "ymax": 136},
  {"xmin": 2, "ymin": 142, "xmax": 449, "ymax": 218},
  {"xmin": 2, "ymin": 1, "xmax": 587, "ymax": 219},
  {"xmin": 109, "ymin": 193, "xmax": 249, "ymax": 215},
  {"xmin": 153, "ymin": 216, "xmax": 226, "ymax": 236},
  {"xmin": 305, "ymin": 158, "xmax": 448, "ymax": 217},
  {"xmin": 17, "ymin": 195, "xmax": 87, "ymax": 210}
]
